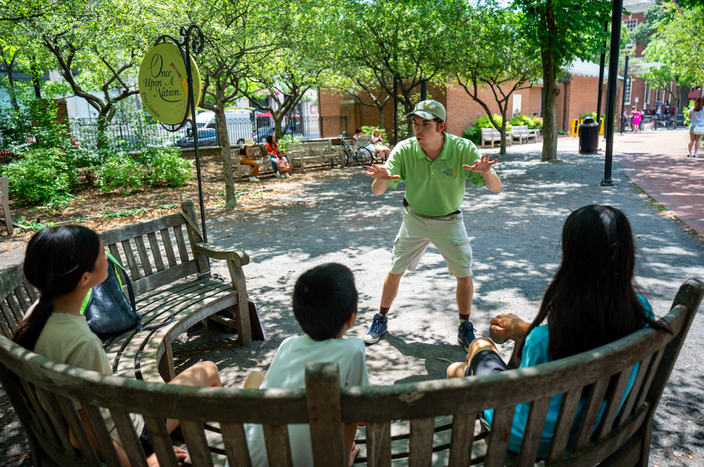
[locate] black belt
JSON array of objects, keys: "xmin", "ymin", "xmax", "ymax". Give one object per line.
[{"xmin": 403, "ymin": 198, "xmax": 461, "ymax": 217}]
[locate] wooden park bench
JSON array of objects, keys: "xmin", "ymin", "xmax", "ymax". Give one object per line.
[
  {"xmin": 234, "ymin": 144, "xmax": 287, "ymax": 181},
  {"xmin": 481, "ymin": 128, "xmax": 512, "ymax": 149},
  {"xmin": 0, "ymin": 271, "xmax": 701, "ymax": 466},
  {"xmin": 0, "ymin": 200, "xmax": 256, "ymax": 384},
  {"xmin": 0, "ymin": 176, "xmax": 13, "ymax": 235},
  {"xmin": 289, "ymin": 141, "xmax": 342, "ymax": 173},
  {"xmin": 510, "ymin": 125, "xmax": 539, "ymax": 145}
]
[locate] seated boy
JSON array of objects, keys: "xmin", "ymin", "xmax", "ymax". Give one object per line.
[{"xmin": 238, "ymin": 263, "xmax": 369, "ymax": 467}]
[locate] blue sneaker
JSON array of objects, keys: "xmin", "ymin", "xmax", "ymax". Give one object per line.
[
  {"xmin": 457, "ymin": 320, "xmax": 476, "ymax": 352},
  {"xmin": 362, "ymin": 314, "xmax": 388, "ymax": 344}
]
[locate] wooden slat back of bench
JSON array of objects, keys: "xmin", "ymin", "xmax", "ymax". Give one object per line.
[
  {"xmin": 0, "ymin": 264, "xmax": 38, "ymax": 339},
  {"xmin": 0, "ymin": 279, "xmax": 700, "ymax": 467},
  {"xmin": 99, "ymin": 201, "xmax": 208, "ymax": 297}
]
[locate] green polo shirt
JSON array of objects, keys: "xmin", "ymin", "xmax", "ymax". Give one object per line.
[{"xmin": 385, "ymin": 133, "xmax": 488, "ymax": 216}]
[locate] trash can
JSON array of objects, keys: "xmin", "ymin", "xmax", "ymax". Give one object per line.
[{"xmin": 579, "ymin": 116, "xmax": 600, "ymax": 154}]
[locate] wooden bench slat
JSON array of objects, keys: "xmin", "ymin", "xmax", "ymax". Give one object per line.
[
  {"xmin": 145, "ymin": 415, "xmax": 180, "ymax": 467},
  {"xmin": 100, "ymin": 213, "xmax": 186, "ymax": 246},
  {"xmin": 5, "ymin": 292, "xmax": 23, "ymax": 324},
  {"xmin": 544, "ymin": 388, "xmax": 582, "ymax": 464},
  {"xmin": 573, "ymin": 376, "xmax": 610, "ymax": 452},
  {"xmin": 449, "ymin": 412, "xmax": 476, "ymax": 467},
  {"xmin": 484, "ymin": 405, "xmax": 514, "ymax": 467},
  {"xmin": 408, "ymin": 418, "xmax": 434, "ymax": 467},
  {"xmin": 160, "ymin": 228, "xmax": 178, "ymax": 268},
  {"xmin": 132, "ymin": 260, "xmax": 200, "ymax": 297},
  {"xmin": 112, "ymin": 409, "xmax": 150, "ymax": 467},
  {"xmin": 12, "ymin": 285, "xmax": 31, "ymax": 313},
  {"xmin": 633, "ymin": 348, "xmax": 664, "ymax": 412},
  {"xmin": 32, "ymin": 386, "xmax": 76, "ymax": 455},
  {"xmin": 595, "ymin": 367, "xmax": 634, "ymax": 441},
  {"xmin": 614, "ymin": 354, "xmax": 652, "ymax": 428},
  {"xmin": 23, "ymin": 282, "xmax": 38, "ymax": 303},
  {"xmin": 135, "ymin": 235, "xmax": 154, "ymax": 277},
  {"xmin": 56, "ymin": 393, "xmax": 103, "ymax": 465},
  {"xmin": 121, "ymin": 239, "xmax": 142, "ymax": 280},
  {"xmin": 173, "ymin": 225, "xmax": 190, "ymax": 263},
  {"xmin": 221, "ymin": 422, "xmax": 253, "ymax": 467},
  {"xmin": 82, "ymin": 403, "xmax": 123, "ymax": 467},
  {"xmin": 306, "ymin": 362, "xmax": 346, "ymax": 467},
  {"xmin": 0, "ymin": 301, "xmax": 16, "ymax": 338},
  {"xmin": 262, "ymin": 424, "xmax": 294, "ymax": 467},
  {"xmin": 148, "ymin": 232, "xmax": 166, "ymax": 272},
  {"xmin": 181, "ymin": 420, "xmax": 215, "ymax": 467},
  {"xmin": 366, "ymin": 421, "xmax": 391, "ymax": 467},
  {"xmin": 0, "ymin": 264, "xmax": 23, "ymax": 301},
  {"xmin": 108, "ymin": 243, "xmax": 124, "ymax": 267},
  {"xmin": 515, "ymin": 396, "xmax": 551, "ymax": 466}
]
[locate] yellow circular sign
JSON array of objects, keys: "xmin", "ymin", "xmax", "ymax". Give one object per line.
[{"xmin": 138, "ymin": 43, "xmax": 202, "ymax": 125}]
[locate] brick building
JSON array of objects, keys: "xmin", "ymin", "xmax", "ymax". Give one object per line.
[{"xmin": 319, "ymin": 59, "xmax": 617, "ymax": 138}]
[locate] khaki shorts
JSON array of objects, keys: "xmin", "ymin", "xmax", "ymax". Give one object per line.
[{"xmin": 389, "ymin": 206, "xmax": 473, "ymax": 277}]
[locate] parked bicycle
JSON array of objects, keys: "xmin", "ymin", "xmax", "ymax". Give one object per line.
[
  {"xmin": 651, "ymin": 116, "xmax": 677, "ymax": 131},
  {"xmin": 339, "ymin": 135, "xmax": 373, "ymax": 167}
]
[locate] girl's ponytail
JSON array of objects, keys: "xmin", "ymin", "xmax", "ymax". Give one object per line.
[{"xmin": 12, "ymin": 226, "xmax": 100, "ymax": 350}]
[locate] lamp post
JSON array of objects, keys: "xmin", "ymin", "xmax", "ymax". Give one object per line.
[{"xmin": 602, "ymin": 0, "xmax": 624, "ymax": 187}]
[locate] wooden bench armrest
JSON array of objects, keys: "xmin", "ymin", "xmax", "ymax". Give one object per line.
[{"xmin": 194, "ymin": 242, "xmax": 250, "ymax": 266}]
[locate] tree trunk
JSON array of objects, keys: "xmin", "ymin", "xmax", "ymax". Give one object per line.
[
  {"xmin": 378, "ymin": 106, "xmax": 385, "ymax": 130},
  {"xmin": 214, "ymin": 105, "xmax": 237, "ymax": 209},
  {"xmin": 273, "ymin": 114, "xmax": 286, "ymax": 141},
  {"xmin": 500, "ymin": 117, "xmax": 507, "ymax": 155},
  {"xmin": 96, "ymin": 114, "xmax": 109, "ymax": 150},
  {"xmin": 541, "ymin": 50, "xmax": 559, "ymax": 162},
  {"xmin": 4, "ymin": 62, "xmax": 19, "ymax": 111}
]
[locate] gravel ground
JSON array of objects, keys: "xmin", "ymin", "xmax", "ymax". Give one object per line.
[{"xmin": 2, "ymin": 140, "xmax": 704, "ymax": 465}]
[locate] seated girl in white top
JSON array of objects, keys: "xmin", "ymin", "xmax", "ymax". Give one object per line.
[{"xmin": 13, "ymin": 225, "xmax": 223, "ymax": 466}]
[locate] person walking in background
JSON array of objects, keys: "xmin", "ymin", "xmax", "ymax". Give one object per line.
[
  {"xmin": 239, "ymin": 138, "xmax": 260, "ymax": 182},
  {"xmin": 631, "ymin": 108, "xmax": 642, "ymax": 133},
  {"xmin": 688, "ymin": 97, "xmax": 704, "ymax": 158}
]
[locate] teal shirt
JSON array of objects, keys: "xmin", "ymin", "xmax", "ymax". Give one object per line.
[
  {"xmin": 384, "ymin": 134, "xmax": 488, "ymax": 216},
  {"xmin": 483, "ymin": 295, "xmax": 654, "ymax": 458}
]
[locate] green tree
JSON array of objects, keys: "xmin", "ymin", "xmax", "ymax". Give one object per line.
[
  {"xmin": 514, "ymin": 0, "xmax": 612, "ymax": 162},
  {"xmin": 631, "ymin": 4, "xmax": 665, "ymax": 47},
  {"xmin": 20, "ymin": 0, "xmax": 161, "ymax": 147},
  {"xmin": 453, "ymin": 3, "xmax": 542, "ymax": 154},
  {"xmin": 647, "ymin": 3, "xmax": 704, "ymax": 85}
]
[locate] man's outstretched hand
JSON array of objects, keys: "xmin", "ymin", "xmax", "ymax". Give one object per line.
[
  {"xmin": 365, "ymin": 164, "xmax": 401, "ymax": 181},
  {"xmin": 463, "ymin": 155, "xmax": 497, "ymax": 174}
]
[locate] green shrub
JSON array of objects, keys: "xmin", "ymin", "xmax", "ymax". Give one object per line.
[
  {"xmin": 462, "ymin": 115, "xmax": 511, "ymax": 146},
  {"xmin": 2, "ymin": 148, "xmax": 77, "ymax": 206},
  {"xmin": 278, "ymin": 134, "xmax": 301, "ymax": 152},
  {"xmin": 684, "ymin": 99, "xmax": 695, "ymax": 126},
  {"xmin": 147, "ymin": 147, "xmax": 193, "ymax": 187},
  {"xmin": 510, "ymin": 114, "xmax": 544, "ymax": 130},
  {"xmin": 96, "ymin": 153, "xmax": 145, "ymax": 194}
]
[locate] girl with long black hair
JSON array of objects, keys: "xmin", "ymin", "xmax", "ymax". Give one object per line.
[
  {"xmin": 447, "ymin": 205, "xmax": 670, "ymax": 457},
  {"xmin": 14, "ymin": 225, "xmax": 222, "ymax": 466}
]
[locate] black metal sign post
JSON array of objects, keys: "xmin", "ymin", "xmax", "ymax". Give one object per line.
[
  {"xmin": 155, "ymin": 25, "xmax": 208, "ymax": 242},
  {"xmin": 602, "ymin": 0, "xmax": 623, "ymax": 187}
]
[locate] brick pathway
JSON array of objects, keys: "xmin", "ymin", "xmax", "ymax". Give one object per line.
[{"xmin": 613, "ymin": 129, "xmax": 704, "ymax": 235}]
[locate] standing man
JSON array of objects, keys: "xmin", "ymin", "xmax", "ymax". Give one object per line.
[{"xmin": 363, "ymin": 100, "xmax": 502, "ymax": 351}]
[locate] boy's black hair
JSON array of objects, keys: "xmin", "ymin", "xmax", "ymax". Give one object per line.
[{"xmin": 292, "ymin": 263, "xmax": 358, "ymax": 341}]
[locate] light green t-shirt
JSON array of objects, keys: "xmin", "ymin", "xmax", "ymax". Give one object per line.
[
  {"xmin": 384, "ymin": 133, "xmax": 489, "ymax": 216},
  {"xmin": 33, "ymin": 311, "xmax": 144, "ymax": 447}
]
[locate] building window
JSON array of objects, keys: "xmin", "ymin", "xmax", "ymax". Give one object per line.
[
  {"xmin": 624, "ymin": 77, "xmax": 632, "ymax": 104},
  {"xmin": 625, "ymin": 19, "xmax": 638, "ymax": 47}
]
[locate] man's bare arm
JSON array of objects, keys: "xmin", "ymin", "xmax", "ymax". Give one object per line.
[
  {"xmin": 463, "ymin": 155, "xmax": 502, "ymax": 193},
  {"xmin": 365, "ymin": 165, "xmax": 400, "ymax": 196}
]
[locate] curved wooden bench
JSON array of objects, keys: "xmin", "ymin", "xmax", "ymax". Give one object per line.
[
  {"xmin": 0, "ymin": 200, "xmax": 255, "ymax": 384},
  {"xmin": 0, "ymin": 275, "xmax": 701, "ymax": 466}
]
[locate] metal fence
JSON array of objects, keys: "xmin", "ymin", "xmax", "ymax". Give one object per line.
[{"xmin": 71, "ymin": 114, "xmax": 348, "ymax": 151}]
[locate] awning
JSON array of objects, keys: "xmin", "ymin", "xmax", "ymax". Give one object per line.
[{"xmin": 256, "ymin": 112, "xmax": 273, "ymax": 117}]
